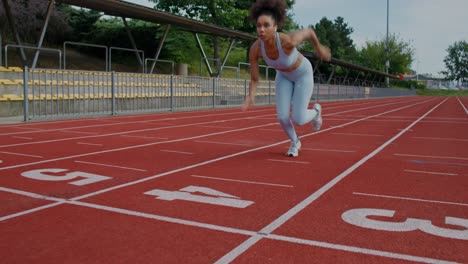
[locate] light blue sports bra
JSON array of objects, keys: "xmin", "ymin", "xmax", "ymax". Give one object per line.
[{"xmin": 260, "ymin": 32, "xmax": 299, "ymax": 70}]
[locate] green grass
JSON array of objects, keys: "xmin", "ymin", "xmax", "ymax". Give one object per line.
[{"xmin": 416, "ymin": 89, "xmax": 468, "ymax": 96}]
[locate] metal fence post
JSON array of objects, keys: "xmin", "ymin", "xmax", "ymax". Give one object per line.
[
  {"xmin": 244, "ymin": 79, "xmax": 247, "ymax": 99},
  {"xmin": 23, "ymin": 66, "xmax": 29, "ymax": 122},
  {"xmin": 170, "ymin": 75, "xmax": 174, "ymax": 111},
  {"xmin": 111, "ymin": 71, "xmax": 116, "ymax": 115},
  {"xmin": 212, "ymin": 77, "xmax": 216, "ymax": 109},
  {"xmin": 268, "ymin": 80, "xmax": 271, "ymax": 105}
]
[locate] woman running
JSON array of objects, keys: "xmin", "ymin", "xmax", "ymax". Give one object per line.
[{"xmin": 242, "ymin": 0, "xmax": 331, "ymax": 157}]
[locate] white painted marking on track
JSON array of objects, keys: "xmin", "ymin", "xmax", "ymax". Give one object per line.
[
  {"xmin": 332, "ymin": 133, "xmax": 385, "ymax": 137},
  {"xmin": 0, "ymin": 114, "xmax": 275, "ymax": 148},
  {"xmin": 0, "ymin": 187, "xmax": 458, "ymax": 264},
  {"xmin": 198, "ymin": 125, "xmax": 235, "ymax": 129},
  {"xmin": 266, "ymin": 234, "xmax": 458, "ymax": 264},
  {"xmin": 160, "ymin": 150, "xmax": 193, "ymax": 155},
  {"xmin": 12, "ymin": 136, "xmax": 33, "ymax": 140},
  {"xmin": 456, "ymin": 96, "xmax": 468, "ymax": 114},
  {"xmin": 0, "ymin": 98, "xmax": 437, "ymax": 217},
  {"xmin": 268, "ymin": 159, "xmax": 310, "ymax": 164},
  {"xmin": 353, "ymin": 192, "xmax": 468, "ymax": 207},
  {"xmin": 0, "ymin": 151, "xmax": 43, "ymax": 158},
  {"xmin": 74, "ymin": 160, "xmax": 147, "ymax": 172},
  {"xmin": 0, "ymin": 187, "xmax": 64, "ymax": 202},
  {"xmin": 120, "ymin": 135, "xmax": 168, "ymax": 140},
  {"xmin": 0, "ymin": 122, "xmax": 277, "ymax": 171},
  {"xmin": 394, "ymin": 153, "xmax": 468, "ymax": 160},
  {"xmin": 195, "ymin": 140, "xmax": 253, "ymax": 147},
  {"xmin": 413, "ymin": 137, "xmax": 468, "ymax": 142},
  {"xmin": 14, "ymin": 127, "xmax": 46, "ymax": 131},
  {"xmin": 77, "ymin": 142, "xmax": 103, "ymax": 146},
  {"xmin": 259, "ymin": 128, "xmax": 284, "ymax": 132},
  {"xmin": 300, "ymin": 148, "xmax": 356, "ymax": 153},
  {"xmin": 404, "ymin": 169, "xmax": 458, "ymax": 176},
  {"xmin": 59, "ymin": 130, "xmax": 99, "ymax": 135},
  {"xmin": 191, "ymin": 175, "xmax": 293, "ymax": 188},
  {"xmin": 215, "ymin": 98, "xmax": 448, "ymax": 263}
]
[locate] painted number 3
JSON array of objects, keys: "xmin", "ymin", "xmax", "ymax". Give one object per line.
[
  {"xmin": 22, "ymin": 169, "xmax": 111, "ymax": 186},
  {"xmin": 342, "ymin": 208, "xmax": 468, "ymax": 240}
]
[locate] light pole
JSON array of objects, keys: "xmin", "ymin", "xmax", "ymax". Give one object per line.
[{"xmin": 385, "ymin": 0, "xmax": 390, "ymax": 87}]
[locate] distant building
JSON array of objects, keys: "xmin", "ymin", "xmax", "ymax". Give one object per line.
[{"xmin": 403, "ymin": 73, "xmax": 456, "ymax": 90}]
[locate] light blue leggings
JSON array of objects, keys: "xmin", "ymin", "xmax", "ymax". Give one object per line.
[{"xmin": 275, "ymin": 58, "xmax": 318, "ymax": 142}]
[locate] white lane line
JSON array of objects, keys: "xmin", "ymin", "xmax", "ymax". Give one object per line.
[
  {"xmin": 332, "ymin": 133, "xmax": 384, "ymax": 137},
  {"xmin": 353, "ymin": 192, "xmax": 468, "ymax": 207},
  {"xmin": 12, "ymin": 136, "xmax": 33, "ymax": 140},
  {"xmin": 0, "ymin": 108, "xmax": 274, "ymax": 136},
  {"xmin": 0, "ymin": 187, "xmax": 457, "ymax": 264},
  {"xmin": 301, "ymin": 148, "xmax": 356, "ymax": 153},
  {"xmin": 268, "ymin": 159, "xmax": 310, "ymax": 164},
  {"xmin": 397, "ymin": 129, "xmax": 413, "ymax": 131},
  {"xmin": 413, "ymin": 137, "xmax": 468, "ymax": 142},
  {"xmin": 0, "ymin": 187, "xmax": 64, "ymax": 202},
  {"xmin": 456, "ymin": 96, "xmax": 468, "ymax": 114},
  {"xmin": 194, "ymin": 140, "xmax": 253, "ymax": 147},
  {"xmin": 214, "ymin": 98, "xmax": 448, "ymax": 263},
  {"xmin": 0, "ymin": 151, "xmax": 43, "ymax": 158},
  {"xmin": 191, "ymin": 175, "xmax": 293, "ymax": 188},
  {"xmin": 0, "ymin": 201, "xmax": 66, "ymax": 222},
  {"xmin": 394, "ymin": 153, "xmax": 468, "ymax": 160},
  {"xmin": 0, "ymin": 114, "xmax": 272, "ymax": 148},
  {"xmin": 77, "ymin": 142, "xmax": 104, "ymax": 146},
  {"xmin": 160, "ymin": 150, "xmax": 194, "ymax": 155},
  {"xmin": 74, "ymin": 160, "xmax": 147, "ymax": 172},
  {"xmin": 0, "ymin": 122, "xmax": 276, "ymax": 171},
  {"xmin": 259, "ymin": 128, "xmax": 284, "ymax": 132},
  {"xmin": 266, "ymin": 234, "xmax": 457, "ymax": 264},
  {"xmin": 0, "ymin": 98, "xmax": 435, "ymax": 216},
  {"xmin": 59, "ymin": 130, "xmax": 99, "ymax": 135},
  {"xmin": 199, "ymin": 125, "xmax": 235, "ymax": 129},
  {"xmin": 120, "ymin": 135, "xmax": 169, "ymax": 140},
  {"xmin": 13, "ymin": 127, "xmax": 46, "ymax": 131},
  {"xmin": 404, "ymin": 169, "xmax": 458, "ymax": 176},
  {"xmin": 0, "ymin": 97, "xmax": 424, "ymax": 148}
]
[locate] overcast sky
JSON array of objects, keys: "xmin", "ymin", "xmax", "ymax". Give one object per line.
[{"xmin": 130, "ymin": 0, "xmax": 468, "ymax": 77}]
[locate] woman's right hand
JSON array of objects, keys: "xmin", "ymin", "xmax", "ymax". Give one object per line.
[{"xmin": 318, "ymin": 44, "xmax": 331, "ymax": 62}]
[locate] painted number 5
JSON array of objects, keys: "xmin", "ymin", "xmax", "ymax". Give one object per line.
[
  {"xmin": 22, "ymin": 168, "xmax": 111, "ymax": 186},
  {"xmin": 342, "ymin": 208, "xmax": 468, "ymax": 240}
]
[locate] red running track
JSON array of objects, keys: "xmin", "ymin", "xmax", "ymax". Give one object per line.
[{"xmin": 0, "ymin": 96, "xmax": 467, "ymax": 263}]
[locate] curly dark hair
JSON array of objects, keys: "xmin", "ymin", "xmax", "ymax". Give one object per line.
[{"xmin": 249, "ymin": 0, "xmax": 287, "ymax": 28}]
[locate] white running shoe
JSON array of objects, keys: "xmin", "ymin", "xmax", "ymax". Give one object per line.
[
  {"xmin": 312, "ymin": 103, "xmax": 322, "ymax": 132},
  {"xmin": 287, "ymin": 139, "xmax": 301, "ymax": 157}
]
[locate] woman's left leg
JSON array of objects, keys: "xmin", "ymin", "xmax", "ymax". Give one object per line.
[{"xmin": 290, "ymin": 60, "xmax": 318, "ymax": 126}]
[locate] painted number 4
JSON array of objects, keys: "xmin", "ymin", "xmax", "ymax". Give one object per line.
[
  {"xmin": 22, "ymin": 168, "xmax": 111, "ymax": 186},
  {"xmin": 145, "ymin": 186, "xmax": 254, "ymax": 208},
  {"xmin": 342, "ymin": 208, "xmax": 468, "ymax": 240}
]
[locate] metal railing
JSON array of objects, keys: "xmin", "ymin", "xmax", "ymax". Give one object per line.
[
  {"xmin": 109, "ymin": 47, "xmax": 144, "ymax": 73},
  {"xmin": 5, "ymin": 44, "xmax": 62, "ymax": 69},
  {"xmin": 19, "ymin": 67, "xmax": 416, "ymax": 121},
  {"xmin": 64, "ymin": 41, "xmax": 108, "ymax": 71},
  {"xmin": 144, "ymin": 58, "xmax": 174, "ymax": 75}
]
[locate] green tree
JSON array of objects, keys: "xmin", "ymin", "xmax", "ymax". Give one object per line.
[
  {"xmin": 441, "ymin": 40, "xmax": 468, "ymax": 86},
  {"xmin": 150, "ymin": 0, "xmax": 295, "ymax": 74},
  {"xmin": 61, "ymin": 6, "xmax": 102, "ymax": 42},
  {"xmin": 1, "ymin": 0, "xmax": 70, "ymax": 45},
  {"xmin": 357, "ymin": 33, "xmax": 414, "ymax": 76},
  {"xmin": 301, "ymin": 17, "xmax": 356, "ymax": 80}
]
